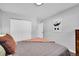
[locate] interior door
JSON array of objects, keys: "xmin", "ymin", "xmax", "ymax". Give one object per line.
[
  {"xmin": 37, "ymin": 23, "xmax": 43, "ymax": 38},
  {"xmin": 76, "ymin": 30, "xmax": 79, "ymax": 56},
  {"xmin": 10, "ymin": 19, "xmax": 32, "ymax": 41}
]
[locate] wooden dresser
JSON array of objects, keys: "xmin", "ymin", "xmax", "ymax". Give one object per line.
[{"xmin": 75, "ymin": 30, "xmax": 79, "ymax": 56}]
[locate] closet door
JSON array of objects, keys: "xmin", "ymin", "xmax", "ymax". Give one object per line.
[
  {"xmin": 10, "ymin": 19, "xmax": 32, "ymax": 41},
  {"xmin": 76, "ymin": 30, "xmax": 79, "ymax": 56}
]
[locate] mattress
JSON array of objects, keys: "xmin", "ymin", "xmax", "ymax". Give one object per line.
[{"xmin": 13, "ymin": 41, "xmax": 70, "ymax": 56}]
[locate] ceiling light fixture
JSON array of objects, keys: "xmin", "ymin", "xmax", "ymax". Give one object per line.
[{"xmin": 34, "ymin": 3, "xmax": 44, "ymax": 6}]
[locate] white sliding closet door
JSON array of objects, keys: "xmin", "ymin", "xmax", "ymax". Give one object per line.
[{"xmin": 10, "ymin": 19, "xmax": 32, "ymax": 41}]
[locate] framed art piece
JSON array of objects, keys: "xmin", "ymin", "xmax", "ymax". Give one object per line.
[{"xmin": 52, "ymin": 18, "xmax": 62, "ymax": 32}]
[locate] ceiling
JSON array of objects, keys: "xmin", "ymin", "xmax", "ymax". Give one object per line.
[{"xmin": 0, "ymin": 3, "xmax": 78, "ymax": 21}]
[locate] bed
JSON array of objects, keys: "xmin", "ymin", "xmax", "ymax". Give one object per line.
[{"xmin": 13, "ymin": 41, "xmax": 71, "ymax": 56}]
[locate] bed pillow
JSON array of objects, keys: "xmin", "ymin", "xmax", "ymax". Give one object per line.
[
  {"xmin": 0, "ymin": 45, "xmax": 6, "ymax": 56},
  {"xmin": 0, "ymin": 34, "xmax": 16, "ymax": 55}
]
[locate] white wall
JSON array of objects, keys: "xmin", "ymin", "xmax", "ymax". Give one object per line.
[
  {"xmin": 43, "ymin": 5, "xmax": 79, "ymax": 52},
  {"xmin": 0, "ymin": 10, "xmax": 2, "ymax": 33},
  {"xmin": 31, "ymin": 19, "xmax": 38, "ymax": 38},
  {"xmin": 31, "ymin": 18, "xmax": 43, "ymax": 38}
]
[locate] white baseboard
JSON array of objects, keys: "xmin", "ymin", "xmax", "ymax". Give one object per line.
[{"xmin": 69, "ymin": 49, "xmax": 76, "ymax": 53}]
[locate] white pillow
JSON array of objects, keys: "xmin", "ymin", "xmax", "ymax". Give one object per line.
[{"xmin": 0, "ymin": 45, "xmax": 6, "ymax": 56}]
